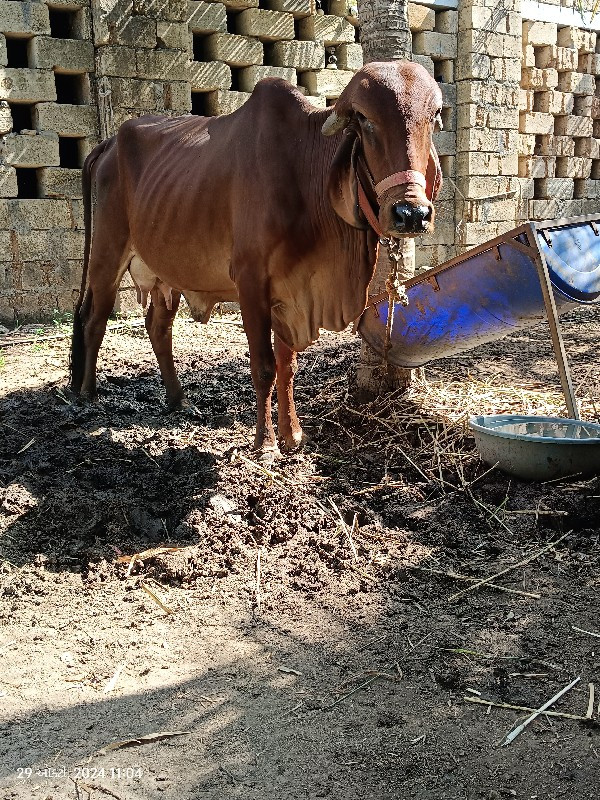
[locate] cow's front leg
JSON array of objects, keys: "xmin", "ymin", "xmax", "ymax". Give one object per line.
[
  {"xmin": 239, "ymin": 290, "xmax": 279, "ymax": 461},
  {"xmin": 274, "ymin": 334, "xmax": 304, "ymax": 451}
]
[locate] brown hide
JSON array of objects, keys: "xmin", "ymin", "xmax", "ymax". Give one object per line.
[
  {"xmin": 112, "ymin": 89, "xmax": 377, "ymax": 351},
  {"xmin": 71, "ymin": 60, "xmax": 442, "ymax": 458}
]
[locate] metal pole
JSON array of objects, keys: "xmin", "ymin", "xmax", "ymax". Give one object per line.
[{"xmin": 529, "ymin": 223, "xmax": 579, "ymax": 420}]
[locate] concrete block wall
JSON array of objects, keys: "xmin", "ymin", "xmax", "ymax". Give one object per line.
[
  {"xmin": 453, "ymin": 0, "xmax": 522, "ymax": 251},
  {"xmin": 0, "ymin": 0, "xmax": 361, "ymax": 322},
  {"xmin": 410, "ymin": 1, "xmax": 457, "ymax": 271},
  {"xmin": 94, "ymin": 0, "xmax": 191, "ymax": 135},
  {"xmin": 421, "ymin": 0, "xmax": 600, "ymax": 259},
  {"xmin": 518, "ymin": 18, "xmax": 600, "ymax": 221},
  {"xmin": 187, "ymin": 1, "xmax": 360, "ymax": 114},
  {"xmin": 4, "ymin": 0, "xmax": 600, "ymax": 321},
  {"xmin": 0, "ymin": 0, "xmax": 95, "ymax": 320}
]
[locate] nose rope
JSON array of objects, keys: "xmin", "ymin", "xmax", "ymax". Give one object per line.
[
  {"xmin": 355, "ymin": 163, "xmax": 416, "ymax": 370},
  {"xmin": 383, "ymin": 239, "xmax": 409, "ymax": 366},
  {"xmin": 356, "ymin": 169, "xmax": 428, "ymax": 239},
  {"xmin": 357, "ymin": 179, "xmax": 385, "ymax": 237}
]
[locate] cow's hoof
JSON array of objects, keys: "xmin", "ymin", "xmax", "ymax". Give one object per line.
[
  {"xmin": 167, "ymin": 396, "xmax": 195, "ymax": 413},
  {"xmin": 257, "ymin": 445, "xmax": 282, "ymax": 465},
  {"xmin": 166, "ymin": 395, "xmax": 185, "ymax": 410},
  {"xmin": 279, "ymin": 430, "xmax": 306, "ymax": 452},
  {"xmin": 78, "ymin": 390, "xmax": 99, "ymax": 405},
  {"xmin": 65, "ymin": 387, "xmax": 82, "ymax": 404}
]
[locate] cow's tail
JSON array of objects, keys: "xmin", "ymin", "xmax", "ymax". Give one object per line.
[{"xmin": 70, "ymin": 138, "xmax": 112, "ymax": 393}]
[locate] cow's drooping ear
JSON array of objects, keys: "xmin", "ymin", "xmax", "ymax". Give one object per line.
[
  {"xmin": 327, "ymin": 131, "xmax": 367, "ymax": 229},
  {"xmin": 321, "ymin": 109, "xmax": 352, "ymax": 136},
  {"xmin": 426, "ymin": 143, "xmax": 443, "ymax": 202},
  {"xmin": 321, "ymin": 85, "xmax": 354, "ymax": 136}
]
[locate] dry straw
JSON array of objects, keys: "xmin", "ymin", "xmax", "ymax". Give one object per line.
[{"xmin": 334, "ymin": 377, "xmax": 599, "ymax": 492}]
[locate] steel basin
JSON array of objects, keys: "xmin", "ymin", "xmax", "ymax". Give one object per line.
[{"xmin": 470, "ymin": 414, "xmax": 600, "ymax": 481}]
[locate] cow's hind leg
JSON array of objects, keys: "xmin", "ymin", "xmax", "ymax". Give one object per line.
[
  {"xmin": 71, "ymin": 291, "xmax": 90, "ymax": 395},
  {"xmin": 72, "ymin": 218, "xmax": 128, "ymax": 400},
  {"xmin": 74, "ymin": 276, "xmax": 121, "ymax": 401},
  {"xmin": 238, "ymin": 287, "xmax": 279, "ymax": 461},
  {"xmin": 71, "ymin": 138, "xmax": 128, "ymax": 402},
  {"xmin": 274, "ymin": 334, "xmax": 304, "ymax": 451},
  {"xmin": 145, "ymin": 287, "xmax": 185, "ymax": 409}
]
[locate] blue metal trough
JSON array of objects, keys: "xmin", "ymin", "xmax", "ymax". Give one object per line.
[
  {"xmin": 358, "ymin": 215, "xmax": 600, "ymax": 418},
  {"xmin": 358, "ymin": 215, "xmax": 600, "ymax": 370}
]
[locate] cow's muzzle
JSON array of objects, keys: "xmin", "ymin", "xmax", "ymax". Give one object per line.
[{"xmin": 391, "ymin": 202, "xmax": 432, "ymax": 235}]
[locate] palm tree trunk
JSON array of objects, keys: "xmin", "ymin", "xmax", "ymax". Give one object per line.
[
  {"xmin": 353, "ymin": 0, "xmax": 417, "ymax": 401},
  {"xmin": 358, "ymin": 0, "xmax": 412, "ymax": 61}
]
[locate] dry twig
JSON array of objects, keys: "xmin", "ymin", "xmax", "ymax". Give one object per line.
[
  {"xmin": 329, "ymin": 498, "xmax": 358, "ymax": 561},
  {"xmin": 255, "ymin": 548, "xmax": 263, "ymax": 613},
  {"xmin": 448, "ymin": 533, "xmax": 568, "ymax": 602},
  {"xmin": 236, "ymin": 452, "xmax": 286, "ymax": 487},
  {"xmin": 500, "ymin": 676, "xmax": 581, "ymax": 746},
  {"xmin": 98, "ymin": 731, "xmax": 190, "ymax": 754},
  {"xmin": 464, "ymin": 692, "xmax": 591, "ymax": 723},
  {"xmin": 572, "ymin": 625, "xmax": 600, "ymax": 639},
  {"xmin": 323, "ymin": 675, "xmax": 380, "ymax": 711},
  {"xmin": 78, "ymin": 784, "xmax": 124, "ymax": 800},
  {"xmin": 140, "ymin": 582, "xmax": 174, "ymax": 615},
  {"xmin": 410, "ymin": 565, "xmax": 541, "ymax": 599},
  {"xmin": 103, "ymin": 664, "xmax": 124, "ymax": 694},
  {"xmin": 116, "ymin": 546, "xmax": 184, "ymax": 564}
]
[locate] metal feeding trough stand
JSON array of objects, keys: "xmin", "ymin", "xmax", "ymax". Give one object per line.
[{"xmin": 358, "ymin": 214, "xmax": 600, "ymax": 420}]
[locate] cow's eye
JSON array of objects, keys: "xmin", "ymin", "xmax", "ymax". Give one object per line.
[
  {"xmin": 433, "ymin": 111, "xmax": 443, "ymax": 132},
  {"xmin": 356, "ymin": 111, "xmax": 374, "ymax": 133}
]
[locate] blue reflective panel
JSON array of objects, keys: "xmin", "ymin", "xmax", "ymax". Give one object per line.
[{"xmin": 539, "ymin": 222, "xmax": 600, "ymax": 301}]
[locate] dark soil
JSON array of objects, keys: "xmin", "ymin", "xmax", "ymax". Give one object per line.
[{"xmin": 0, "ymin": 305, "xmax": 599, "ymax": 800}]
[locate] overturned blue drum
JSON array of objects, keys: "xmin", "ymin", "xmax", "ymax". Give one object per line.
[{"xmin": 358, "ymin": 216, "xmax": 600, "ymax": 368}]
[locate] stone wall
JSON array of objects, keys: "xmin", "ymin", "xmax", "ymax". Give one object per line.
[
  {"xmin": 518, "ymin": 19, "xmax": 600, "ymax": 222},
  {"xmin": 1, "ymin": 0, "xmax": 600, "ymax": 321},
  {"xmin": 409, "ymin": 2, "xmax": 457, "ymax": 271}
]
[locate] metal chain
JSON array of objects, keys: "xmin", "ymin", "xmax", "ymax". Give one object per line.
[{"xmin": 381, "ymin": 237, "xmax": 409, "ymax": 363}]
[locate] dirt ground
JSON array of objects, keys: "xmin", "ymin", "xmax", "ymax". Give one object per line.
[{"xmin": 1, "ymin": 302, "xmax": 599, "ymax": 800}]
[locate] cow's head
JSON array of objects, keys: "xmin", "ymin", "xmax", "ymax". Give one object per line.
[{"xmin": 322, "ymin": 61, "xmax": 443, "ymax": 237}]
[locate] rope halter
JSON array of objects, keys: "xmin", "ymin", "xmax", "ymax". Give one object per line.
[{"xmin": 374, "ymin": 170, "xmax": 427, "ymax": 198}]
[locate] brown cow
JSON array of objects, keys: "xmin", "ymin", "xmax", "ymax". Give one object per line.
[{"xmin": 70, "ymin": 60, "xmax": 443, "ymax": 460}]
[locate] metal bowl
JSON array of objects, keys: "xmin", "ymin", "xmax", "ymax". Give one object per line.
[{"xmin": 469, "ymin": 415, "xmax": 600, "ymax": 481}]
